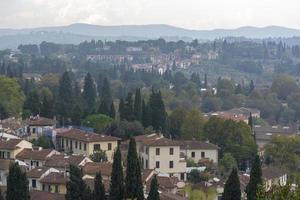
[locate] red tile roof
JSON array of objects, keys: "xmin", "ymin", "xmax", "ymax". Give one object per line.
[
  {"xmin": 27, "ymin": 166, "xmax": 51, "ymax": 178},
  {"xmin": 44, "ymin": 155, "xmax": 88, "ymax": 168},
  {"xmin": 25, "ymin": 116, "xmax": 56, "ymax": 126},
  {"xmin": 135, "ymin": 134, "xmax": 180, "ymax": 147},
  {"xmin": 0, "ymin": 139, "xmax": 23, "ymax": 150},
  {"xmin": 16, "ymin": 149, "xmax": 56, "ymax": 161},
  {"xmin": 82, "ymin": 162, "xmax": 112, "ymax": 177},
  {"xmin": 40, "ymin": 172, "xmax": 68, "ymax": 184},
  {"xmin": 56, "ymin": 128, "xmax": 119, "ymax": 142}
]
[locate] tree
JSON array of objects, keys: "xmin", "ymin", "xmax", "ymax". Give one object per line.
[
  {"xmin": 246, "ymin": 155, "xmax": 262, "ymax": 200},
  {"xmin": 82, "ymin": 114, "xmax": 113, "ymax": 133},
  {"xmin": 71, "ymin": 103, "xmax": 83, "ymax": 126},
  {"xmin": 181, "ymin": 108, "xmax": 205, "ymax": 140},
  {"xmin": 7, "ymin": 162, "xmax": 30, "ymax": 200},
  {"xmin": 24, "ymin": 90, "xmax": 41, "ymax": 116},
  {"xmin": 66, "ymin": 164, "xmax": 89, "ymax": 200},
  {"xmin": 109, "ymin": 102, "xmax": 116, "ymax": 119},
  {"xmin": 123, "ymin": 92, "xmax": 135, "ymax": 121},
  {"xmin": 249, "ymin": 80, "xmax": 255, "ymax": 93},
  {"xmin": 248, "ymin": 112, "xmax": 253, "ymax": 130},
  {"xmin": 109, "ymin": 146, "xmax": 124, "ymax": 200},
  {"xmin": 271, "ymin": 74, "xmax": 299, "ymax": 100},
  {"xmin": 148, "ymin": 90, "xmax": 167, "ymax": 132},
  {"xmin": 94, "ymin": 172, "xmax": 106, "ymax": 200},
  {"xmin": 219, "ymin": 153, "xmax": 238, "ymax": 177},
  {"xmin": 83, "ymin": 73, "xmax": 97, "ymax": 113},
  {"xmin": 90, "ymin": 150, "xmax": 108, "ymax": 163},
  {"xmin": 125, "ymin": 138, "xmax": 144, "ymax": 200},
  {"xmin": 0, "ymin": 76, "xmax": 24, "ymax": 118},
  {"xmin": 57, "ymin": 72, "xmax": 74, "ymax": 123},
  {"xmin": 134, "ymin": 88, "xmax": 143, "ymax": 122},
  {"xmin": 119, "ymin": 98, "xmax": 125, "ymax": 121},
  {"xmin": 40, "ymin": 88, "xmax": 54, "ymax": 118},
  {"xmin": 32, "ymin": 135, "xmax": 54, "ymax": 149},
  {"xmin": 204, "ymin": 73, "xmax": 208, "ymax": 88},
  {"xmin": 147, "ymin": 175, "xmax": 160, "ymax": 200},
  {"xmin": 169, "ymin": 108, "xmax": 187, "ymax": 139},
  {"xmin": 110, "ymin": 120, "xmax": 144, "ymax": 139},
  {"xmin": 221, "ymin": 168, "xmax": 241, "ymax": 200}
]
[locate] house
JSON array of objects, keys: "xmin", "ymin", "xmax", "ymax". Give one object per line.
[
  {"xmin": 134, "ymin": 134, "xmax": 187, "ymax": 181},
  {"xmin": 262, "ymin": 166, "xmax": 287, "ymax": 191},
  {"xmin": 81, "ymin": 162, "xmax": 112, "ymax": 180},
  {"xmin": 56, "ymin": 128, "xmax": 119, "ymax": 162},
  {"xmin": 39, "ymin": 172, "xmax": 68, "ymax": 194},
  {"xmin": 0, "ymin": 159, "xmax": 27, "ymax": 186},
  {"xmin": 0, "ymin": 117, "xmax": 25, "ymax": 135},
  {"xmin": 44, "ymin": 154, "xmax": 92, "ymax": 172},
  {"xmin": 179, "ymin": 140, "xmax": 219, "ymax": 164},
  {"xmin": 24, "ymin": 116, "xmax": 56, "ymax": 140},
  {"xmin": 0, "ymin": 139, "xmax": 32, "ymax": 159},
  {"xmin": 16, "ymin": 148, "xmax": 60, "ymax": 170},
  {"xmin": 27, "ymin": 166, "xmax": 59, "ymax": 191}
]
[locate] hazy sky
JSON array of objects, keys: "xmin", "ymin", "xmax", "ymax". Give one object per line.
[{"xmin": 1, "ymin": 0, "xmax": 300, "ymax": 29}]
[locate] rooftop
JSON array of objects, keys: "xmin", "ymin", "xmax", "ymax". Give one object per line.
[
  {"xmin": 0, "ymin": 139, "xmax": 23, "ymax": 150},
  {"xmin": 40, "ymin": 172, "xmax": 68, "ymax": 184},
  {"xmin": 45, "ymin": 154, "xmax": 89, "ymax": 168},
  {"xmin": 179, "ymin": 140, "xmax": 219, "ymax": 150},
  {"xmin": 27, "ymin": 166, "xmax": 51, "ymax": 178},
  {"xmin": 82, "ymin": 162, "xmax": 112, "ymax": 177},
  {"xmin": 16, "ymin": 149, "xmax": 57, "ymax": 161},
  {"xmin": 25, "ymin": 116, "xmax": 56, "ymax": 126},
  {"xmin": 135, "ymin": 134, "xmax": 180, "ymax": 147}
]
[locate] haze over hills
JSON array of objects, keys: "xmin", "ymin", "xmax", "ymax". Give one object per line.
[{"xmin": 2, "ymin": 23, "xmax": 300, "ymax": 49}]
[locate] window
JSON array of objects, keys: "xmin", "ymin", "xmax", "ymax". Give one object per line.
[
  {"xmin": 169, "ymin": 148, "xmax": 174, "ymax": 155},
  {"xmin": 108, "ymin": 143, "xmax": 112, "ymax": 151},
  {"xmin": 201, "ymin": 152, "xmax": 205, "ymax": 158},
  {"xmin": 36, "ymin": 162, "xmax": 39, "ymax": 167},
  {"xmin": 75, "ymin": 141, "xmax": 78, "ymax": 149},
  {"xmin": 32, "ymin": 128, "xmax": 36, "ymax": 133},
  {"xmin": 48, "ymin": 185, "xmax": 51, "ymax": 192},
  {"xmin": 7, "ymin": 152, "xmax": 10, "ymax": 159},
  {"xmin": 32, "ymin": 179, "xmax": 36, "ymax": 188},
  {"xmin": 55, "ymin": 185, "xmax": 59, "ymax": 193},
  {"xmin": 156, "ymin": 148, "xmax": 160, "ymax": 155},
  {"xmin": 169, "ymin": 161, "xmax": 174, "ymax": 168},
  {"xmin": 66, "ymin": 139, "xmax": 69, "ymax": 147},
  {"xmin": 191, "ymin": 152, "xmax": 195, "ymax": 158},
  {"xmin": 146, "ymin": 160, "xmax": 149, "ymax": 168},
  {"xmin": 70, "ymin": 141, "xmax": 73, "ymax": 150},
  {"xmin": 42, "ymin": 184, "xmax": 45, "ymax": 191},
  {"xmin": 145, "ymin": 147, "xmax": 149, "ymax": 154},
  {"xmin": 79, "ymin": 142, "xmax": 82, "ymax": 150},
  {"xmin": 84, "ymin": 143, "xmax": 87, "ymax": 151},
  {"xmin": 180, "ymin": 173, "xmax": 185, "ymax": 180},
  {"xmin": 61, "ymin": 139, "xmax": 64, "ymax": 148},
  {"xmin": 94, "ymin": 144, "xmax": 100, "ymax": 151},
  {"xmin": 31, "ymin": 161, "xmax": 33, "ymax": 166},
  {"xmin": 156, "ymin": 161, "xmax": 160, "ymax": 168}
]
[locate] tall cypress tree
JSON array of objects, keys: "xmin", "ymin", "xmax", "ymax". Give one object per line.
[
  {"xmin": 97, "ymin": 73, "xmax": 104, "ymax": 95},
  {"xmin": 98, "ymin": 99, "xmax": 111, "ymax": 116},
  {"xmin": 6, "ymin": 162, "xmax": 30, "ymax": 200},
  {"xmin": 83, "ymin": 73, "xmax": 97, "ymax": 113},
  {"xmin": 147, "ymin": 175, "xmax": 159, "ymax": 200},
  {"xmin": 124, "ymin": 92, "xmax": 135, "ymax": 121},
  {"xmin": 148, "ymin": 90, "xmax": 167, "ymax": 132},
  {"xmin": 134, "ymin": 88, "xmax": 143, "ymax": 122},
  {"xmin": 24, "ymin": 89, "xmax": 41, "ymax": 116},
  {"xmin": 222, "ymin": 168, "xmax": 241, "ymax": 200},
  {"xmin": 246, "ymin": 155, "xmax": 262, "ymax": 200},
  {"xmin": 248, "ymin": 112, "xmax": 253, "ymax": 130},
  {"xmin": 119, "ymin": 98, "xmax": 125, "ymax": 121},
  {"xmin": 66, "ymin": 164, "xmax": 89, "ymax": 200},
  {"xmin": 125, "ymin": 138, "xmax": 144, "ymax": 200},
  {"xmin": 94, "ymin": 172, "xmax": 106, "ymax": 200},
  {"xmin": 204, "ymin": 73, "xmax": 208, "ymax": 89},
  {"xmin": 99, "ymin": 77, "xmax": 112, "ymax": 116},
  {"xmin": 109, "ymin": 102, "xmax": 116, "ymax": 119},
  {"xmin": 57, "ymin": 72, "xmax": 74, "ymax": 123},
  {"xmin": 109, "ymin": 146, "xmax": 124, "ymax": 200}
]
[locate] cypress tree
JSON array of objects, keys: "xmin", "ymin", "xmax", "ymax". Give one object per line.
[
  {"xmin": 66, "ymin": 164, "xmax": 89, "ymax": 200},
  {"xmin": 57, "ymin": 72, "xmax": 74, "ymax": 123},
  {"xmin": 249, "ymin": 80, "xmax": 255, "ymax": 93},
  {"xmin": 109, "ymin": 102, "xmax": 116, "ymax": 119},
  {"xmin": 246, "ymin": 155, "xmax": 262, "ymax": 200},
  {"xmin": 148, "ymin": 90, "xmax": 166, "ymax": 132},
  {"xmin": 94, "ymin": 172, "xmax": 106, "ymax": 200},
  {"xmin": 204, "ymin": 73, "xmax": 208, "ymax": 88},
  {"xmin": 119, "ymin": 98, "xmax": 125, "ymax": 120},
  {"xmin": 109, "ymin": 146, "xmax": 124, "ymax": 200},
  {"xmin": 40, "ymin": 94, "xmax": 54, "ymax": 118},
  {"xmin": 24, "ymin": 90, "xmax": 41, "ymax": 116},
  {"xmin": 134, "ymin": 88, "xmax": 143, "ymax": 122},
  {"xmin": 71, "ymin": 103, "xmax": 83, "ymax": 126},
  {"xmin": 124, "ymin": 92, "xmax": 135, "ymax": 121},
  {"xmin": 248, "ymin": 112, "xmax": 253, "ymax": 130},
  {"xmin": 222, "ymin": 168, "xmax": 241, "ymax": 200},
  {"xmin": 97, "ymin": 73, "xmax": 104, "ymax": 95},
  {"xmin": 98, "ymin": 99, "xmax": 111, "ymax": 116},
  {"xmin": 6, "ymin": 162, "xmax": 30, "ymax": 200},
  {"xmin": 125, "ymin": 138, "xmax": 144, "ymax": 200},
  {"xmin": 83, "ymin": 73, "xmax": 97, "ymax": 113},
  {"xmin": 99, "ymin": 77, "xmax": 112, "ymax": 116},
  {"xmin": 147, "ymin": 175, "xmax": 159, "ymax": 200}
]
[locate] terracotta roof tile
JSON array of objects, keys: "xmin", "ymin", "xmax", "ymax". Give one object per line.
[
  {"xmin": 27, "ymin": 166, "xmax": 51, "ymax": 178},
  {"xmin": 262, "ymin": 166, "xmax": 287, "ymax": 180},
  {"xmin": 25, "ymin": 116, "xmax": 56, "ymax": 126},
  {"xmin": 40, "ymin": 172, "xmax": 68, "ymax": 184},
  {"xmin": 179, "ymin": 140, "xmax": 219, "ymax": 150},
  {"xmin": 135, "ymin": 134, "xmax": 180, "ymax": 147},
  {"xmin": 57, "ymin": 128, "xmax": 119, "ymax": 143},
  {"xmin": 0, "ymin": 139, "xmax": 23, "ymax": 150},
  {"xmin": 82, "ymin": 162, "xmax": 112, "ymax": 177},
  {"xmin": 0, "ymin": 159, "xmax": 14, "ymax": 170},
  {"xmin": 44, "ymin": 155, "xmax": 88, "ymax": 168},
  {"xmin": 16, "ymin": 149, "xmax": 56, "ymax": 161}
]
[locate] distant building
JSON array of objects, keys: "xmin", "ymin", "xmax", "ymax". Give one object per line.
[
  {"xmin": 24, "ymin": 116, "xmax": 57, "ymax": 140},
  {"xmin": 0, "ymin": 139, "xmax": 32, "ymax": 159}
]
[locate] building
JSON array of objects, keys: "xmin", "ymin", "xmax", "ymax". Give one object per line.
[
  {"xmin": 56, "ymin": 128, "xmax": 119, "ymax": 162},
  {"xmin": 0, "ymin": 117, "xmax": 24, "ymax": 135},
  {"xmin": 24, "ymin": 116, "xmax": 56, "ymax": 140},
  {"xmin": 27, "ymin": 166, "xmax": 59, "ymax": 191},
  {"xmin": 16, "ymin": 148, "xmax": 60, "ymax": 170},
  {"xmin": 179, "ymin": 140, "xmax": 219, "ymax": 164},
  {"xmin": 44, "ymin": 154, "xmax": 92, "ymax": 172},
  {"xmin": 0, "ymin": 139, "xmax": 32, "ymax": 159},
  {"xmin": 39, "ymin": 172, "xmax": 68, "ymax": 194},
  {"xmin": 134, "ymin": 134, "xmax": 187, "ymax": 181},
  {"xmin": 262, "ymin": 166, "xmax": 287, "ymax": 191},
  {"xmin": 82, "ymin": 162, "xmax": 112, "ymax": 181}
]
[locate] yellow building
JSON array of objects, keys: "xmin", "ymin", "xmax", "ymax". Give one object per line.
[
  {"xmin": 39, "ymin": 172, "xmax": 68, "ymax": 194},
  {"xmin": 0, "ymin": 139, "xmax": 32, "ymax": 159},
  {"xmin": 56, "ymin": 129, "xmax": 119, "ymax": 162}
]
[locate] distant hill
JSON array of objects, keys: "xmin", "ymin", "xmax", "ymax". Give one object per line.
[{"xmin": 2, "ymin": 23, "xmax": 300, "ymax": 49}]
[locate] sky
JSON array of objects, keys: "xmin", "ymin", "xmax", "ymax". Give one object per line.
[{"xmin": 1, "ymin": 0, "xmax": 300, "ymax": 30}]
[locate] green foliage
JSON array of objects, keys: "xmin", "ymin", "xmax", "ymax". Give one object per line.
[
  {"xmin": 134, "ymin": 88, "xmax": 143, "ymax": 123},
  {"xmin": 83, "ymin": 72, "xmax": 97, "ymax": 113},
  {"xmin": 181, "ymin": 108, "xmax": 205, "ymax": 140},
  {"xmin": 147, "ymin": 175, "xmax": 160, "ymax": 200},
  {"xmin": 94, "ymin": 172, "xmax": 106, "ymax": 200},
  {"xmin": 66, "ymin": 164, "xmax": 90, "ymax": 200},
  {"xmin": 188, "ymin": 169, "xmax": 210, "ymax": 184},
  {"xmin": 111, "ymin": 120, "xmax": 144, "ymax": 139},
  {"xmin": 148, "ymin": 90, "xmax": 167, "ymax": 132},
  {"xmin": 222, "ymin": 168, "xmax": 241, "ymax": 200},
  {"xmin": 219, "ymin": 153, "xmax": 238, "ymax": 177},
  {"xmin": 265, "ymin": 136, "xmax": 300, "ymax": 173},
  {"xmin": 125, "ymin": 138, "xmax": 144, "ymax": 200},
  {"xmin": 246, "ymin": 155, "xmax": 262, "ymax": 200},
  {"xmin": 31, "ymin": 135, "xmax": 54, "ymax": 149},
  {"xmin": 90, "ymin": 150, "xmax": 108, "ymax": 163},
  {"xmin": 271, "ymin": 74, "xmax": 299, "ymax": 100},
  {"xmin": 109, "ymin": 146, "xmax": 124, "ymax": 200},
  {"xmin": 7, "ymin": 162, "xmax": 30, "ymax": 200},
  {"xmin": 0, "ymin": 76, "xmax": 24, "ymax": 118},
  {"xmin": 184, "ymin": 185, "xmax": 217, "ymax": 200},
  {"xmin": 169, "ymin": 107, "xmax": 187, "ymax": 139},
  {"xmin": 204, "ymin": 117, "xmax": 257, "ymax": 168},
  {"xmin": 82, "ymin": 114, "xmax": 113, "ymax": 133}
]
